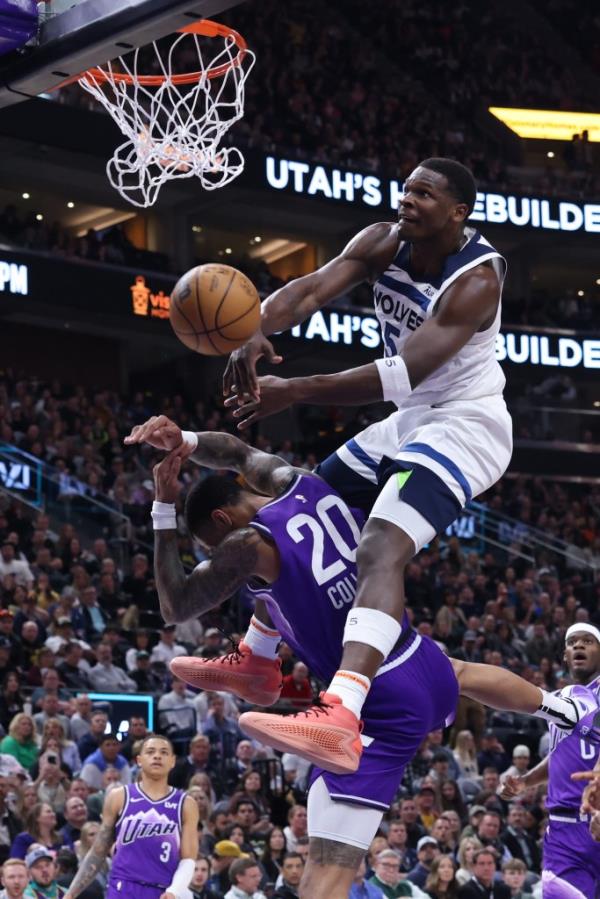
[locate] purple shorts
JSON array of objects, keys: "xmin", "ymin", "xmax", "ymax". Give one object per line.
[
  {"xmin": 543, "ymin": 818, "xmax": 600, "ymax": 898},
  {"xmin": 107, "ymin": 878, "xmax": 164, "ymax": 899},
  {"xmin": 309, "ymin": 632, "xmax": 458, "ymax": 810}
]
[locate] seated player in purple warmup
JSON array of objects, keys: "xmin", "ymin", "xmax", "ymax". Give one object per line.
[
  {"xmin": 125, "ymin": 418, "xmax": 580, "ymax": 899},
  {"xmin": 63, "ymin": 735, "xmax": 198, "ymax": 899}
]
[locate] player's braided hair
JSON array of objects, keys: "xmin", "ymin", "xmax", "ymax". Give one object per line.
[{"xmin": 419, "ymin": 157, "xmax": 477, "ymax": 215}]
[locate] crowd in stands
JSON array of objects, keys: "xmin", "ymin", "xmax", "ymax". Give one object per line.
[
  {"xmin": 51, "ymin": 0, "xmax": 600, "ymax": 199},
  {"xmin": 0, "ymin": 367, "xmax": 598, "ymax": 896},
  {"xmin": 0, "ymin": 206, "xmax": 170, "ymax": 274}
]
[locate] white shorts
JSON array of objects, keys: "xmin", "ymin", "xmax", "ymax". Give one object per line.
[
  {"xmin": 307, "ymin": 775, "xmax": 384, "ymax": 850},
  {"xmin": 324, "ymin": 395, "xmax": 512, "ymax": 551}
]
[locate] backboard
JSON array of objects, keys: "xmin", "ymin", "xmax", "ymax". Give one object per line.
[{"xmin": 0, "ymin": 0, "xmax": 247, "ymax": 108}]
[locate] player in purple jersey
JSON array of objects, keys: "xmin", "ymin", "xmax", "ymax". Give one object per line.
[
  {"xmin": 64, "ymin": 735, "xmax": 198, "ymax": 899},
  {"xmin": 500, "ymin": 623, "xmax": 600, "ymax": 899},
  {"xmin": 125, "ymin": 418, "xmax": 578, "ymax": 899}
]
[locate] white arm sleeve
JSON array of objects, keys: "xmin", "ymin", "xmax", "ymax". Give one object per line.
[{"xmin": 167, "ymin": 858, "xmax": 195, "ymax": 899}]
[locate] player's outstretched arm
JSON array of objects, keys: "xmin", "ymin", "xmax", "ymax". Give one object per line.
[
  {"xmin": 125, "ymin": 415, "xmax": 298, "ymax": 495},
  {"xmin": 63, "ymin": 787, "xmax": 123, "ymax": 899},
  {"xmin": 161, "ymin": 795, "xmax": 199, "ymax": 899},
  {"xmin": 226, "ymin": 263, "xmax": 501, "ymax": 428},
  {"xmin": 152, "ymin": 454, "xmax": 270, "ymax": 624},
  {"xmin": 223, "ymin": 221, "xmax": 398, "ymax": 400}
]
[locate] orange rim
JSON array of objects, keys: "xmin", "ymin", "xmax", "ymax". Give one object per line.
[{"xmin": 79, "ymin": 19, "xmax": 248, "ymax": 87}]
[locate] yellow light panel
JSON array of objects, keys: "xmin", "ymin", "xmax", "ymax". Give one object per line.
[{"xmin": 488, "ymin": 107, "xmax": 600, "ymax": 142}]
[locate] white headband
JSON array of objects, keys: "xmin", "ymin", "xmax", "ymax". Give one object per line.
[{"xmin": 565, "ymin": 623, "xmax": 600, "ymax": 644}]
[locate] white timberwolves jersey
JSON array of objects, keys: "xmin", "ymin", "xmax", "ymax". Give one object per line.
[{"xmin": 373, "ymin": 227, "xmax": 506, "ymax": 407}]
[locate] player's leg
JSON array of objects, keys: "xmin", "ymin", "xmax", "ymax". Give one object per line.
[
  {"xmin": 542, "ymin": 821, "xmax": 596, "ymax": 899},
  {"xmin": 299, "ymin": 776, "xmax": 383, "ymax": 899}
]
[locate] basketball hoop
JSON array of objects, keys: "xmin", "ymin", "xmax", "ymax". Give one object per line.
[{"xmin": 77, "ymin": 20, "xmax": 255, "ymax": 208}]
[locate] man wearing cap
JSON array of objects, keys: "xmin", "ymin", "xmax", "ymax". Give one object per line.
[
  {"xmin": 501, "ymin": 623, "xmax": 600, "ymax": 898},
  {"xmin": 405, "ymin": 837, "xmax": 439, "ymax": 890},
  {"xmin": 0, "ymin": 858, "xmax": 28, "ymax": 899},
  {"xmin": 207, "ymin": 841, "xmax": 248, "ymax": 897},
  {"xmin": 23, "ymin": 847, "xmax": 66, "ymax": 899},
  {"xmin": 130, "ymin": 650, "xmax": 163, "ymax": 693},
  {"xmin": 500, "ymin": 747, "xmax": 530, "ymax": 783}
]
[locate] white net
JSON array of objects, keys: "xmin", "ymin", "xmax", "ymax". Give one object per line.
[{"xmin": 78, "ymin": 23, "xmax": 255, "ymax": 208}]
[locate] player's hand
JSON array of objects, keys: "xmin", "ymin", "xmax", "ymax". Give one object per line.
[
  {"xmin": 571, "ymin": 769, "xmax": 600, "ymax": 813},
  {"xmin": 153, "ymin": 452, "xmax": 182, "ymax": 504},
  {"xmin": 159, "ymin": 893, "xmax": 177, "ymax": 899},
  {"xmin": 124, "ymin": 415, "xmax": 184, "ymax": 453},
  {"xmin": 591, "ymin": 811, "xmax": 600, "ymax": 842},
  {"xmin": 223, "ymin": 330, "xmax": 283, "ymax": 402},
  {"xmin": 224, "ymin": 375, "xmax": 294, "ymax": 430},
  {"xmin": 497, "ymin": 774, "xmax": 526, "ymax": 800}
]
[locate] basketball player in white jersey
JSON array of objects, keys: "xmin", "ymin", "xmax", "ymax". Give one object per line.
[
  {"xmin": 221, "ymin": 158, "xmax": 514, "ymax": 773},
  {"xmin": 64, "ymin": 735, "xmax": 198, "ymax": 899}
]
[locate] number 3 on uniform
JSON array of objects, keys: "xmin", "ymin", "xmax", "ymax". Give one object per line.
[{"xmin": 160, "ymin": 842, "xmax": 171, "ymax": 862}]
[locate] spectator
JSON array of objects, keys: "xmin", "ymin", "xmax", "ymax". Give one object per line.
[
  {"xmin": 38, "ymin": 720, "xmax": 80, "ymax": 776},
  {"xmin": 272, "ymin": 852, "xmax": 304, "ymax": 898},
  {"xmin": 33, "ymin": 695, "xmax": 70, "ymax": 740},
  {"xmin": 169, "ymin": 734, "xmax": 218, "ymax": 790},
  {"xmin": 56, "ymin": 644, "xmax": 89, "ymax": 691},
  {"xmin": 397, "ymin": 799, "xmax": 426, "ymax": 849},
  {"xmin": 158, "ymin": 678, "xmax": 197, "ymax": 734},
  {"xmin": 349, "ymin": 856, "xmax": 384, "ymax": 898},
  {"xmin": 79, "ymin": 734, "xmax": 131, "ymax": 791},
  {"xmin": 129, "ymin": 650, "xmax": 163, "ymax": 693},
  {"xmin": 72, "ymin": 587, "xmax": 108, "ymax": 643},
  {"xmin": 453, "ymin": 732, "xmax": 479, "ymax": 780},
  {"xmin": 66, "ymin": 697, "xmax": 92, "ymax": 745},
  {"xmin": 31, "ymin": 744, "xmax": 69, "ymax": 814},
  {"xmin": 260, "ymin": 827, "xmax": 287, "ymax": 885},
  {"xmin": 501, "ymin": 747, "xmax": 531, "ymax": 782},
  {"xmin": 54, "ymin": 846, "xmax": 103, "ymax": 899},
  {"xmin": 149, "ymin": 624, "xmax": 187, "ymax": 665},
  {"xmin": 86, "ymin": 644, "xmax": 136, "ymax": 693},
  {"xmin": 501, "ymin": 859, "xmax": 533, "ymax": 899},
  {"xmin": 0, "ymin": 676, "xmax": 24, "ymax": 734},
  {"xmin": 501, "ymin": 805, "xmax": 540, "ymax": 873},
  {"xmin": 0, "ymin": 776, "xmax": 22, "ymax": 866},
  {"xmin": 279, "ymin": 662, "xmax": 312, "ymax": 709},
  {"xmin": 23, "ymin": 846, "xmax": 66, "ymax": 898},
  {"xmin": 457, "ymin": 849, "xmax": 510, "ymax": 898},
  {"xmin": 386, "ymin": 821, "xmax": 416, "ymax": 874},
  {"xmin": 208, "ymin": 841, "xmax": 248, "ymax": 896},
  {"xmin": 0, "ymin": 716, "xmax": 38, "ymax": 772},
  {"xmin": 424, "ymin": 855, "xmax": 459, "ymax": 899},
  {"xmin": 406, "ymin": 837, "xmax": 440, "ymax": 890},
  {"xmin": 282, "ymin": 806, "xmax": 307, "ymax": 854},
  {"xmin": 0, "ymin": 544, "xmax": 33, "ymax": 590},
  {"xmin": 415, "ymin": 786, "xmax": 438, "ymax": 831},
  {"xmin": 76, "ymin": 712, "xmax": 107, "ymax": 763},
  {"xmin": 477, "ymin": 731, "xmax": 509, "ymax": 775},
  {"xmin": 190, "ymin": 856, "xmax": 220, "ymax": 899},
  {"xmin": 224, "ymin": 856, "xmax": 266, "ymax": 899},
  {"xmin": 430, "ymin": 818, "xmax": 454, "ymax": 855},
  {"xmin": 10, "ymin": 804, "xmax": 63, "ymax": 859},
  {"xmin": 59, "ymin": 797, "xmax": 89, "ymax": 850},
  {"xmin": 476, "ymin": 813, "xmax": 510, "ymax": 865},
  {"xmin": 455, "ymin": 838, "xmax": 483, "ymax": 887},
  {"xmin": 0, "ymin": 858, "xmax": 28, "ymax": 899},
  {"xmin": 369, "ymin": 849, "xmax": 413, "ymax": 897},
  {"xmin": 118, "ymin": 716, "xmax": 148, "ymax": 762},
  {"xmin": 202, "ymin": 694, "xmax": 243, "ymax": 764},
  {"xmin": 124, "ymin": 629, "xmax": 152, "ymax": 672}
]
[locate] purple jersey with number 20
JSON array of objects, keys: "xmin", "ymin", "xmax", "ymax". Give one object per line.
[{"xmin": 247, "ymin": 473, "xmax": 458, "ymax": 810}]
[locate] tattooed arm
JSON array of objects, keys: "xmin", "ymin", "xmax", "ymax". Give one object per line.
[
  {"xmin": 124, "ymin": 415, "xmax": 304, "ymax": 495},
  {"xmin": 63, "ymin": 787, "xmax": 123, "ymax": 899},
  {"xmin": 156, "ymin": 525, "xmax": 265, "ymax": 624}
]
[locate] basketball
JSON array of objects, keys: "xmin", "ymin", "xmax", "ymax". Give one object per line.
[{"xmin": 169, "ymin": 263, "xmax": 261, "ymax": 356}]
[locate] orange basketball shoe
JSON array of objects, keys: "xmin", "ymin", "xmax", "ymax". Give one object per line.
[
  {"xmin": 239, "ymin": 693, "xmax": 363, "ymax": 775},
  {"xmin": 170, "ymin": 642, "xmax": 282, "ymax": 706}
]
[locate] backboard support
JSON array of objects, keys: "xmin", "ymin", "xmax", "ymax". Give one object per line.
[{"xmin": 0, "ymin": 0, "xmax": 247, "ymax": 108}]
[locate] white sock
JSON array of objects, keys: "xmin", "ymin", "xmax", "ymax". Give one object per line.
[
  {"xmin": 328, "ymin": 669, "xmax": 371, "ymax": 719},
  {"xmin": 535, "ymin": 689, "xmax": 580, "ymax": 731},
  {"xmin": 243, "ymin": 616, "xmax": 281, "ymax": 660}
]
